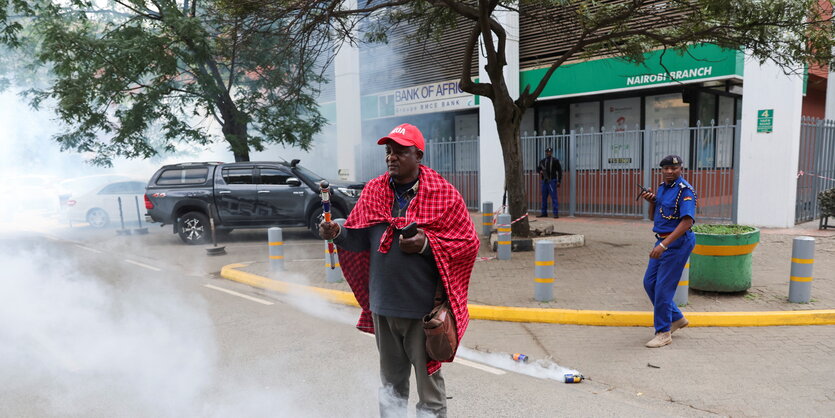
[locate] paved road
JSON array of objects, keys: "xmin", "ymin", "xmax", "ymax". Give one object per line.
[{"xmin": 0, "ymin": 224, "xmax": 715, "ymax": 417}]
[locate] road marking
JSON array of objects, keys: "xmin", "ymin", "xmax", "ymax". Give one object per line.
[
  {"xmin": 234, "ymin": 243, "xmax": 316, "ymax": 249},
  {"xmin": 204, "ymin": 284, "xmax": 274, "ymax": 305},
  {"xmin": 75, "ymin": 244, "xmax": 103, "ymax": 254},
  {"xmin": 454, "ymin": 358, "xmax": 506, "ymax": 375},
  {"xmin": 124, "ymin": 259, "xmax": 162, "ymax": 271},
  {"xmin": 360, "ymin": 333, "xmax": 505, "ymax": 375}
]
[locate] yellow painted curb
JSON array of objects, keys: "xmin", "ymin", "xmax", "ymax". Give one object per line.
[
  {"xmin": 220, "ymin": 263, "xmax": 835, "ymax": 327},
  {"xmin": 221, "ymin": 264, "xmax": 359, "ymax": 307}
]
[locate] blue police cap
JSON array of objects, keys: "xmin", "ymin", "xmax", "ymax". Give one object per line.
[{"xmin": 660, "ymin": 155, "xmax": 683, "ymax": 167}]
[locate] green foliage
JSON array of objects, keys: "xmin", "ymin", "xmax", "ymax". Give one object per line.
[
  {"xmin": 570, "ymin": 0, "xmax": 835, "ymax": 71},
  {"xmin": 692, "ymin": 224, "xmax": 757, "ymax": 235},
  {"xmin": 818, "ymin": 188, "xmax": 835, "ymax": 217},
  {"xmin": 0, "ymin": 0, "xmax": 33, "ymax": 46},
  {"xmin": 7, "ymin": 0, "xmax": 327, "ymax": 166}
]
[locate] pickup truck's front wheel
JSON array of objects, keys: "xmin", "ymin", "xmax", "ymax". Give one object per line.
[
  {"xmin": 178, "ymin": 211, "xmax": 210, "ymax": 245},
  {"xmin": 309, "ymin": 207, "xmax": 345, "ymax": 239}
]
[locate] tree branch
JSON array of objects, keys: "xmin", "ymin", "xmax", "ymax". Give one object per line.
[
  {"xmin": 460, "ymin": 22, "xmax": 493, "ymax": 98},
  {"xmin": 113, "ymin": 0, "xmax": 161, "ymax": 20}
]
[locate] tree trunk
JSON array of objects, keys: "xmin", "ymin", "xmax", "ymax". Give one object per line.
[
  {"xmin": 219, "ymin": 104, "xmax": 250, "ymax": 162},
  {"xmin": 493, "ymin": 98, "xmax": 531, "ymax": 238}
]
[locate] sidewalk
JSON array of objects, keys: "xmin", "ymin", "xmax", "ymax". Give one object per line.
[{"xmin": 231, "ymin": 214, "xmax": 835, "ymax": 317}]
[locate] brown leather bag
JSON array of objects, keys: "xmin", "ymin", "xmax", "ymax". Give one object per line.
[{"xmin": 423, "ymin": 284, "xmax": 458, "ymax": 362}]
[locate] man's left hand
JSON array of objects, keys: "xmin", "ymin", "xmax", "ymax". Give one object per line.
[
  {"xmin": 649, "ymin": 244, "xmax": 666, "ymax": 259},
  {"xmin": 399, "ymin": 228, "xmax": 426, "ymax": 254}
]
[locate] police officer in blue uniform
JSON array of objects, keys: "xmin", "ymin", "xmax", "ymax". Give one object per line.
[{"xmin": 639, "ymin": 155, "xmax": 697, "ymax": 348}]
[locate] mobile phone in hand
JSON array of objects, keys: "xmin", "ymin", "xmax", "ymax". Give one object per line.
[{"xmin": 400, "ymin": 222, "xmax": 418, "ymax": 238}]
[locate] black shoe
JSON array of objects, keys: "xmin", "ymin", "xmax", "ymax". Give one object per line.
[
  {"xmin": 539, "ymin": 213, "xmax": 548, "ymax": 217},
  {"xmin": 553, "ymin": 214, "xmax": 560, "ymax": 218}
]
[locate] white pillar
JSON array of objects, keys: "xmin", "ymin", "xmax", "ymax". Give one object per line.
[
  {"xmin": 479, "ymin": 5, "xmax": 519, "ymax": 210},
  {"xmin": 826, "ymin": 66, "xmax": 835, "ymax": 120},
  {"xmin": 737, "ymin": 55, "xmax": 804, "ymax": 227},
  {"xmin": 334, "ymin": 3, "xmax": 360, "ymax": 181}
]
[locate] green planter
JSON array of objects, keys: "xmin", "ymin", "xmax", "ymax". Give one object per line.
[{"xmin": 690, "ymin": 225, "xmax": 760, "ymax": 292}]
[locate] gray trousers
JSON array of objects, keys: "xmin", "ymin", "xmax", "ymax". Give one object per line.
[{"xmin": 372, "ymin": 313, "xmax": 447, "ymax": 418}]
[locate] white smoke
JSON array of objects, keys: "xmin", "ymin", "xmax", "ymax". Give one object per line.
[
  {"xmin": 456, "ymin": 346, "xmax": 581, "ymax": 382},
  {"xmin": 0, "ymin": 247, "xmax": 216, "ymax": 417}
]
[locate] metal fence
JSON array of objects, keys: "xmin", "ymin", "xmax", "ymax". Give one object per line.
[
  {"xmin": 796, "ymin": 117, "xmax": 835, "ymax": 223},
  {"xmin": 357, "ymin": 121, "xmax": 739, "ymax": 220},
  {"xmin": 357, "ymin": 136, "xmax": 481, "ymax": 209},
  {"xmin": 521, "ymin": 121, "xmax": 738, "ymax": 221}
]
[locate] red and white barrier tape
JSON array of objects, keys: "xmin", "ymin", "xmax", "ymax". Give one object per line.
[
  {"xmin": 798, "ymin": 170, "xmax": 835, "ymax": 182},
  {"xmin": 511, "ymin": 213, "xmax": 528, "ymax": 225},
  {"xmin": 475, "ymin": 256, "xmax": 496, "ymax": 262},
  {"xmin": 491, "ymin": 206, "xmax": 528, "ymax": 226},
  {"xmin": 491, "ymin": 205, "xmax": 507, "ymax": 225}
]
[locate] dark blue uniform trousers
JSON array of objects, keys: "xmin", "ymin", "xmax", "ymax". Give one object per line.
[
  {"xmin": 540, "ymin": 179, "xmax": 558, "ymax": 216},
  {"xmin": 643, "ymin": 231, "xmax": 695, "ymax": 333}
]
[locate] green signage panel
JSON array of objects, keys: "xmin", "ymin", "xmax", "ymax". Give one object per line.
[
  {"xmin": 757, "ymin": 109, "xmax": 774, "ymax": 133},
  {"xmin": 520, "ymin": 43, "xmax": 744, "ymax": 98}
]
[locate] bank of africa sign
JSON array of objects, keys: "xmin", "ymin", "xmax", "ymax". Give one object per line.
[{"xmin": 380, "ymin": 80, "xmax": 476, "ymax": 117}]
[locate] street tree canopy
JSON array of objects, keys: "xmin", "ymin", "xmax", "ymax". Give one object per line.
[
  {"xmin": 247, "ymin": 0, "xmax": 834, "ymax": 236},
  {"xmin": 4, "ymin": 0, "xmax": 331, "ymax": 166}
]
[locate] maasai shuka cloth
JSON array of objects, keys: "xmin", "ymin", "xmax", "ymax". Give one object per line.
[{"xmin": 338, "ymin": 165, "xmax": 479, "ymax": 374}]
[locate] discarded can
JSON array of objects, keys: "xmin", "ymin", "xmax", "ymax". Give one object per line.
[
  {"xmin": 512, "ymin": 353, "xmax": 528, "ymax": 362},
  {"xmin": 564, "ymin": 373, "xmax": 584, "ymax": 383}
]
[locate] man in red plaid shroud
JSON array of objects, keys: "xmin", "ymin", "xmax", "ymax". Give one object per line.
[{"xmin": 320, "ymin": 123, "xmax": 479, "ymax": 418}]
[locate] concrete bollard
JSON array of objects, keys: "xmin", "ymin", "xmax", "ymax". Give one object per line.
[
  {"xmin": 673, "ymin": 258, "xmax": 690, "ymax": 307},
  {"xmin": 534, "ymin": 240, "xmax": 555, "ymax": 302},
  {"xmin": 268, "ymin": 227, "xmax": 284, "ymax": 272},
  {"xmin": 325, "ymin": 241, "xmax": 344, "ymax": 283},
  {"xmin": 789, "ymin": 236, "xmax": 815, "ymax": 303},
  {"xmin": 481, "ymin": 201, "xmax": 494, "ymax": 237},
  {"xmin": 497, "ymin": 214, "xmax": 511, "ymax": 260}
]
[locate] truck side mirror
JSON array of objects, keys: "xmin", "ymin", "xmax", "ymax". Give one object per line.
[{"xmin": 286, "ymin": 177, "xmax": 302, "ymax": 187}]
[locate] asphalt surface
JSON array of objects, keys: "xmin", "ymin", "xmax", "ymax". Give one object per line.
[{"xmin": 0, "ymin": 218, "xmax": 726, "ymax": 417}]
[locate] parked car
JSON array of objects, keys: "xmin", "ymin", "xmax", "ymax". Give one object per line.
[
  {"xmin": 0, "ymin": 175, "xmax": 62, "ymax": 220},
  {"xmin": 57, "ymin": 174, "xmax": 132, "ymax": 203},
  {"xmin": 62, "ymin": 179, "xmax": 147, "ymax": 228},
  {"xmin": 145, "ymin": 160, "xmax": 364, "ymax": 244}
]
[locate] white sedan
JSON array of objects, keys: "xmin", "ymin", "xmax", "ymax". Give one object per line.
[{"xmin": 64, "ymin": 180, "xmax": 147, "ymax": 228}]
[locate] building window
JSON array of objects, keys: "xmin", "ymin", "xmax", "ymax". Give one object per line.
[
  {"xmin": 645, "ymin": 93, "xmax": 690, "ymax": 167},
  {"xmin": 570, "ymin": 101, "xmax": 600, "ymax": 133},
  {"xmin": 602, "ymin": 97, "xmax": 641, "ymax": 169},
  {"xmin": 696, "ymin": 92, "xmax": 717, "ymax": 168},
  {"xmin": 537, "ymin": 103, "xmax": 568, "ymax": 134},
  {"xmin": 716, "ymin": 95, "xmax": 736, "ymax": 168}
]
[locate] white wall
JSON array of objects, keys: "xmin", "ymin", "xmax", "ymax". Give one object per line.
[
  {"xmin": 737, "ymin": 56, "xmax": 804, "ymax": 227},
  {"xmin": 479, "ymin": 7, "xmax": 519, "ymax": 211},
  {"xmin": 826, "ymin": 67, "xmax": 835, "ymax": 121},
  {"xmin": 334, "ymin": 5, "xmax": 361, "ymax": 181}
]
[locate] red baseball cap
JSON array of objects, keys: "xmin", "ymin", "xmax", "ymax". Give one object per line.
[{"xmin": 377, "ymin": 123, "xmax": 425, "ymax": 151}]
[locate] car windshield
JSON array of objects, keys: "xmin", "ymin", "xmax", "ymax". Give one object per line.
[{"xmin": 292, "ymin": 165, "xmax": 324, "ymax": 183}]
